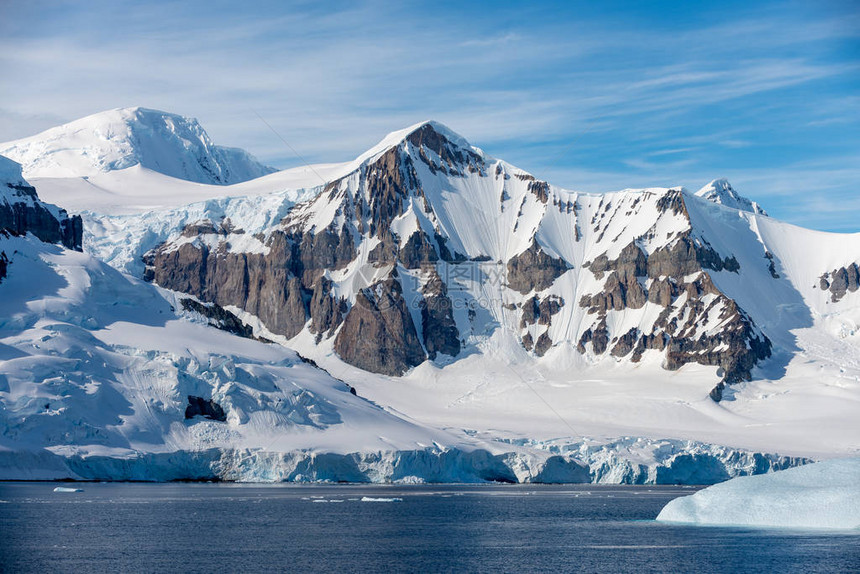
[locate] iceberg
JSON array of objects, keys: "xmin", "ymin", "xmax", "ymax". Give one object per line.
[
  {"xmin": 656, "ymin": 458, "xmax": 860, "ymax": 530},
  {"xmin": 53, "ymin": 486, "xmax": 83, "ymax": 493}
]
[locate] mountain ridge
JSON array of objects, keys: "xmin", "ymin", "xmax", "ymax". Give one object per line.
[{"xmin": 136, "ymin": 121, "xmax": 859, "ymax": 400}]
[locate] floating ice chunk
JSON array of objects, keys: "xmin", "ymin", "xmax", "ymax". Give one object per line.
[
  {"xmin": 656, "ymin": 458, "xmax": 860, "ymax": 530},
  {"xmin": 53, "ymin": 486, "xmax": 83, "ymax": 493},
  {"xmin": 360, "ymin": 496, "xmax": 403, "ymax": 502}
]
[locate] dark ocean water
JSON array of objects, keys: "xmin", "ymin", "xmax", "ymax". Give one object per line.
[{"xmin": 0, "ymin": 482, "xmax": 857, "ymax": 573}]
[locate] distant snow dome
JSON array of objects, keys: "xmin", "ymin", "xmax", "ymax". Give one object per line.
[
  {"xmin": 657, "ymin": 458, "xmax": 860, "ymax": 530},
  {"xmin": 0, "ymin": 107, "xmax": 276, "ymax": 185}
]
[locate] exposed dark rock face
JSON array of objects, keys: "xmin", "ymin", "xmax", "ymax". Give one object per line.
[
  {"xmin": 819, "ymin": 263, "xmax": 860, "ymax": 302},
  {"xmin": 578, "ymin": 319, "xmax": 610, "ymax": 355},
  {"xmin": 400, "ymin": 230, "xmax": 439, "ymax": 269},
  {"xmin": 611, "ymin": 328, "xmax": 640, "ymax": 357},
  {"xmin": 364, "ymin": 147, "xmax": 419, "ymax": 238},
  {"xmin": 580, "ymin": 270, "xmax": 647, "ymax": 314},
  {"xmin": 647, "ymin": 277, "xmax": 679, "ymax": 306},
  {"xmin": 308, "ymin": 276, "xmax": 346, "ymax": 341},
  {"xmin": 506, "ymin": 239, "xmax": 570, "ymax": 294},
  {"xmin": 408, "ymin": 123, "xmax": 485, "ymax": 176},
  {"xmin": 522, "ymin": 332, "xmax": 534, "ymax": 352},
  {"xmin": 709, "ymin": 381, "xmax": 726, "ymax": 402},
  {"xmin": 528, "ymin": 180, "xmax": 550, "ymax": 203},
  {"xmin": 578, "ymin": 234, "xmax": 770, "ymax": 386},
  {"xmin": 420, "ymin": 273, "xmax": 460, "ymax": 359},
  {"xmin": 519, "ymin": 294, "xmax": 564, "ymax": 357},
  {"xmin": 0, "ymin": 250, "xmax": 7, "ymax": 283},
  {"xmin": 656, "ymin": 188, "xmax": 688, "ymax": 216},
  {"xmin": 297, "ymin": 226, "xmax": 356, "ymax": 285},
  {"xmin": 434, "ymin": 232, "xmax": 466, "ymax": 263},
  {"xmin": 1, "ymin": 181, "xmax": 82, "ymax": 251},
  {"xmin": 179, "ymin": 298, "xmax": 256, "ymax": 339},
  {"xmin": 367, "ymin": 231, "xmax": 399, "ymax": 266},
  {"xmin": 185, "ymin": 396, "xmax": 227, "ymax": 422},
  {"xmin": 520, "ymin": 295, "xmax": 563, "ymax": 328},
  {"xmin": 647, "ymin": 235, "xmax": 740, "ymax": 277},
  {"xmin": 333, "ymin": 276, "xmax": 426, "ymax": 376},
  {"xmin": 586, "ymin": 242, "xmax": 648, "ymax": 280},
  {"xmin": 764, "ymin": 251, "xmax": 779, "ymax": 279},
  {"xmin": 534, "ymin": 332, "xmax": 553, "ymax": 356},
  {"xmin": 145, "ymin": 220, "xmax": 357, "ymax": 341}
]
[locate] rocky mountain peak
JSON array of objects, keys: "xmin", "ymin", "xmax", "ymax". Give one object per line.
[
  {"xmin": 695, "ymin": 179, "xmax": 767, "ymax": 215},
  {"xmin": 138, "ymin": 122, "xmax": 793, "ymax": 398}
]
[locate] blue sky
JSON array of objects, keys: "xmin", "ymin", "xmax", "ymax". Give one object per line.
[{"xmin": 1, "ymin": 0, "xmax": 858, "ymax": 230}]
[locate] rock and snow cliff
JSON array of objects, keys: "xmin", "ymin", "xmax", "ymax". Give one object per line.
[{"xmin": 0, "ymin": 155, "xmax": 82, "ymax": 256}]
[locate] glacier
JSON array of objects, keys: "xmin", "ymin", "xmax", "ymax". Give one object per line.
[{"xmin": 656, "ymin": 458, "xmax": 860, "ymax": 530}]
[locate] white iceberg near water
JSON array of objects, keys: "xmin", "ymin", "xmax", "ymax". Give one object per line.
[
  {"xmin": 53, "ymin": 486, "xmax": 83, "ymax": 493},
  {"xmin": 656, "ymin": 458, "xmax": 860, "ymax": 530}
]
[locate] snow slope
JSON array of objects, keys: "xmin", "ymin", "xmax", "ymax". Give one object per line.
[
  {"xmin": 657, "ymin": 458, "xmax": 860, "ymax": 529},
  {"xmin": 0, "ymin": 107, "xmax": 275, "ymax": 185},
  {"xmin": 1, "ymin": 231, "xmax": 805, "ymax": 483},
  {"xmin": 0, "ymin": 232, "xmax": 472, "ymax": 474}
]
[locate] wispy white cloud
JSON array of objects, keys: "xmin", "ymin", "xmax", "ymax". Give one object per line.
[{"xmin": 0, "ymin": 0, "xmax": 857, "ymax": 231}]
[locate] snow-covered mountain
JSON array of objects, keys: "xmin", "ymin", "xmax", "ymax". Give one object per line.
[
  {"xmin": 0, "ymin": 107, "xmax": 275, "ymax": 185},
  {"xmin": 132, "ymin": 121, "xmax": 860, "ymax": 459},
  {"xmin": 1, "ymin": 117, "xmax": 858, "ymax": 482},
  {"xmin": 695, "ymin": 178, "xmax": 767, "ymax": 215},
  {"xmin": 137, "ymin": 122, "xmax": 858, "ymax": 388},
  {"xmin": 4, "ymin": 158, "xmax": 813, "ymax": 483}
]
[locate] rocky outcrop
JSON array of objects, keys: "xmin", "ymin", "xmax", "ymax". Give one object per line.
[
  {"xmin": 579, "ymin": 236, "xmax": 770, "ymax": 387},
  {"xmin": 764, "ymin": 251, "xmax": 779, "ymax": 279},
  {"xmin": 179, "ymin": 298, "xmax": 256, "ymax": 339},
  {"xmin": 506, "ymin": 239, "xmax": 570, "ymax": 294},
  {"xmin": 1, "ymin": 180, "xmax": 82, "ymax": 251},
  {"xmin": 308, "ymin": 276, "xmax": 346, "ymax": 341},
  {"xmin": 365, "ymin": 147, "xmax": 419, "ymax": 238},
  {"xmin": 333, "ymin": 276, "xmax": 426, "ymax": 376},
  {"xmin": 819, "ymin": 263, "xmax": 860, "ymax": 302},
  {"xmin": 578, "ymin": 319, "xmax": 610, "ymax": 355},
  {"xmin": 400, "ymin": 230, "xmax": 439, "ymax": 269},
  {"xmin": 0, "ymin": 250, "xmax": 7, "ymax": 283},
  {"xmin": 185, "ymin": 396, "xmax": 227, "ymax": 422},
  {"xmin": 519, "ymin": 295, "xmax": 564, "ymax": 356},
  {"xmin": 520, "ymin": 295, "xmax": 563, "ymax": 328},
  {"xmin": 533, "ymin": 332, "xmax": 553, "ymax": 356},
  {"xmin": 408, "ymin": 123, "xmax": 485, "ymax": 176},
  {"xmin": 420, "ymin": 273, "xmax": 460, "ymax": 359},
  {"xmin": 647, "ymin": 235, "xmax": 740, "ymax": 277},
  {"xmin": 144, "ymin": 220, "xmax": 357, "ymax": 341}
]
